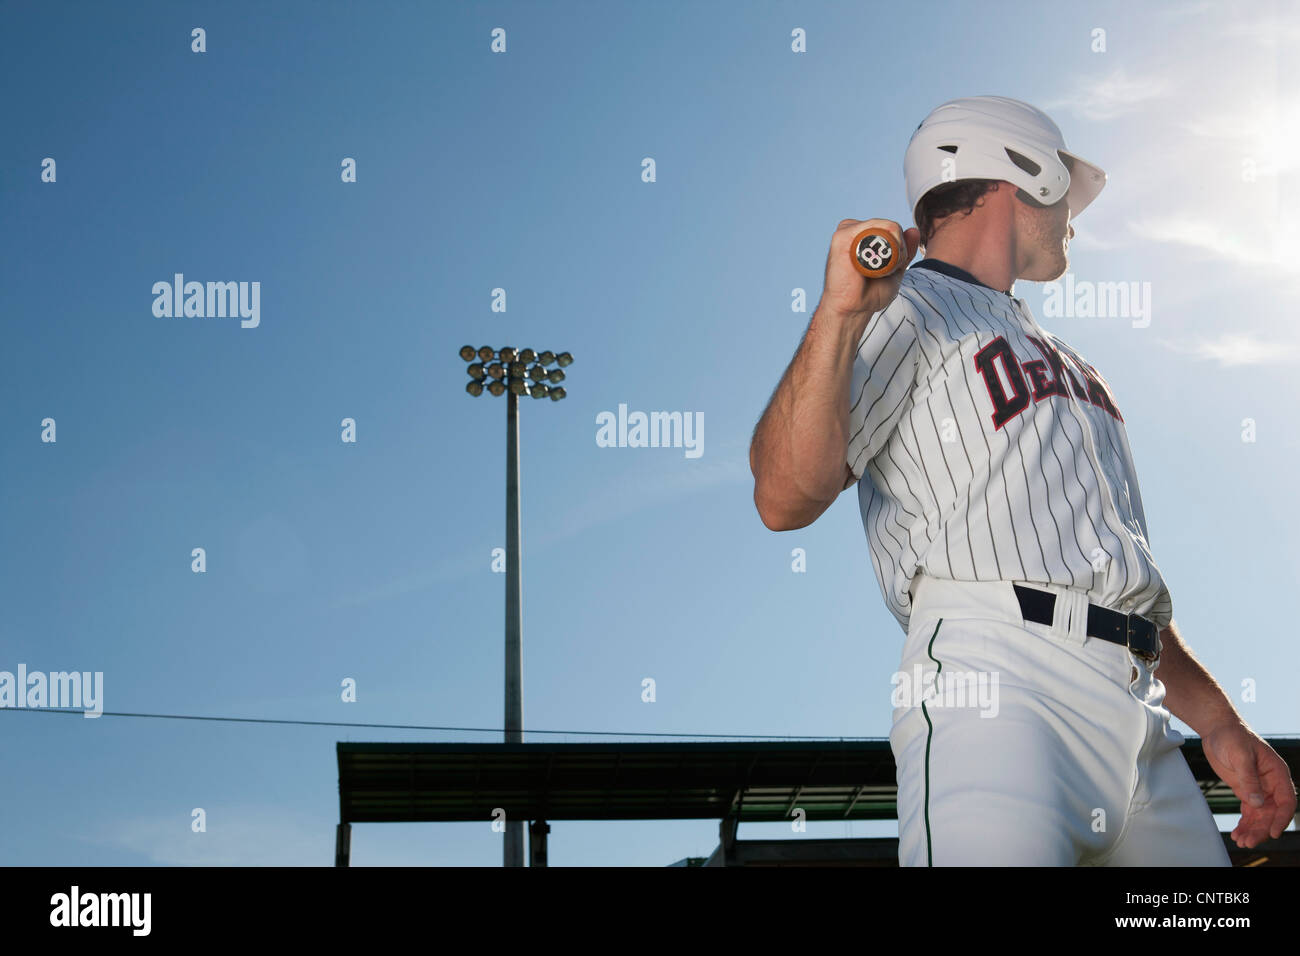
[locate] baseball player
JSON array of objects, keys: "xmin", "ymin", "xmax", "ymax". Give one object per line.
[{"xmin": 749, "ymin": 96, "xmax": 1297, "ymax": 865}]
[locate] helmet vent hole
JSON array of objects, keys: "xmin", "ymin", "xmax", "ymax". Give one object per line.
[
  {"xmin": 1004, "ymin": 148, "xmax": 1042, "ymax": 176},
  {"xmin": 937, "ymin": 144, "xmax": 958, "ymax": 153}
]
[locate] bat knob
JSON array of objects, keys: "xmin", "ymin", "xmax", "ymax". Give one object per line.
[{"xmin": 850, "ymin": 227, "xmax": 902, "ymax": 279}]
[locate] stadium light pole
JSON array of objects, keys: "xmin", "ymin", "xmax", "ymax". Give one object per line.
[{"xmin": 459, "ymin": 343, "xmax": 572, "ymax": 868}]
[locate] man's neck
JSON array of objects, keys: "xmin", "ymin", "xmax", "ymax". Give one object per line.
[{"xmin": 920, "ymin": 240, "xmax": 1015, "ymax": 294}]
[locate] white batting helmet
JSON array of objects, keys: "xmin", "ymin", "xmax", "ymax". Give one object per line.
[{"xmin": 904, "ymin": 95, "xmax": 1106, "ymax": 225}]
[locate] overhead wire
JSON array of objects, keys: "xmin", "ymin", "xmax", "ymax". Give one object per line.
[{"xmin": 1, "ymin": 706, "xmax": 880, "ymax": 740}]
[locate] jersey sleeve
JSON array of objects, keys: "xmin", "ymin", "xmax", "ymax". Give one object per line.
[{"xmin": 846, "ymin": 294, "xmax": 920, "ymax": 481}]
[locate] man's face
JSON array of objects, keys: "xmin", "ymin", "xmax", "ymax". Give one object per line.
[{"xmin": 1015, "ymin": 192, "xmax": 1073, "ymax": 281}]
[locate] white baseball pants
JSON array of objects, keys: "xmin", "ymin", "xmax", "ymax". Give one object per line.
[{"xmin": 890, "ymin": 574, "xmax": 1231, "ymax": 866}]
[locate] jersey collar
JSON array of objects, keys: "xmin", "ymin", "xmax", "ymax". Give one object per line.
[{"xmin": 910, "ymin": 258, "xmax": 1014, "ymax": 297}]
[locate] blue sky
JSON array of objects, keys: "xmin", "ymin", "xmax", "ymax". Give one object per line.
[{"xmin": 2, "ymin": 0, "xmax": 1296, "ymax": 865}]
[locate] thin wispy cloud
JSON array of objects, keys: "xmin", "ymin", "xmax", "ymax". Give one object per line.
[
  {"xmin": 1128, "ymin": 215, "xmax": 1299, "ymax": 273},
  {"xmin": 1158, "ymin": 332, "xmax": 1300, "ymax": 367},
  {"xmin": 1044, "ymin": 67, "xmax": 1173, "ymax": 121},
  {"xmin": 1153, "ymin": 0, "xmax": 1216, "ymax": 20},
  {"xmin": 541, "ymin": 438, "xmax": 753, "ymax": 546},
  {"xmin": 1224, "ymin": 14, "xmax": 1300, "ymax": 44},
  {"xmin": 1179, "ymin": 109, "xmax": 1268, "ymax": 141},
  {"xmin": 1127, "ymin": 216, "xmax": 1252, "ymax": 262},
  {"xmin": 329, "ymin": 545, "xmax": 482, "ymax": 610}
]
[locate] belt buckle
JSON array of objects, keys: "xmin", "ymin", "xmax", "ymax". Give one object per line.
[{"xmin": 1126, "ymin": 613, "xmax": 1159, "ymax": 663}]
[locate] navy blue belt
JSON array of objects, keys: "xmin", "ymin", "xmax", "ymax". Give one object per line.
[{"xmin": 1012, "ymin": 583, "xmax": 1161, "ymax": 662}]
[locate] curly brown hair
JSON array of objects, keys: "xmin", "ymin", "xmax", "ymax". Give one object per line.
[{"xmin": 915, "ymin": 179, "xmax": 1002, "ymax": 245}]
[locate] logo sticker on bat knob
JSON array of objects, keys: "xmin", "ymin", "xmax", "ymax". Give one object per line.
[
  {"xmin": 850, "ymin": 227, "xmax": 902, "ymax": 278},
  {"xmin": 858, "ymin": 235, "xmax": 893, "ymax": 270}
]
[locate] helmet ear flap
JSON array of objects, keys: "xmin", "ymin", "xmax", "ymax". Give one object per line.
[
  {"xmin": 1013, "ymin": 186, "xmax": 1052, "ymax": 208},
  {"xmin": 1004, "ymin": 146, "xmax": 1070, "ymax": 206}
]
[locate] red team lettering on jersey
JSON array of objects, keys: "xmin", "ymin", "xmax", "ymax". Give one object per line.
[{"xmin": 973, "ymin": 334, "xmax": 1123, "ymax": 431}]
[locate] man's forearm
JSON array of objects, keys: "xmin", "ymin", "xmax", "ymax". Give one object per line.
[
  {"xmin": 1156, "ymin": 619, "xmax": 1242, "ymax": 736},
  {"xmin": 750, "ymin": 306, "xmax": 864, "ymax": 527}
]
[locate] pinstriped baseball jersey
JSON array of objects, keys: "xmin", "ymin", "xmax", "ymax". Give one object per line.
[{"xmin": 846, "ymin": 258, "xmax": 1171, "ymax": 635}]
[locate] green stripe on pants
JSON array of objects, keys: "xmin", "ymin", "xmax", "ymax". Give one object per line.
[{"xmin": 921, "ymin": 618, "xmax": 944, "ymax": 867}]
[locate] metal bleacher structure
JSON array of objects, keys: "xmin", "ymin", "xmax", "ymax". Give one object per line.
[{"xmin": 334, "ymin": 737, "xmax": 1300, "ymax": 866}]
